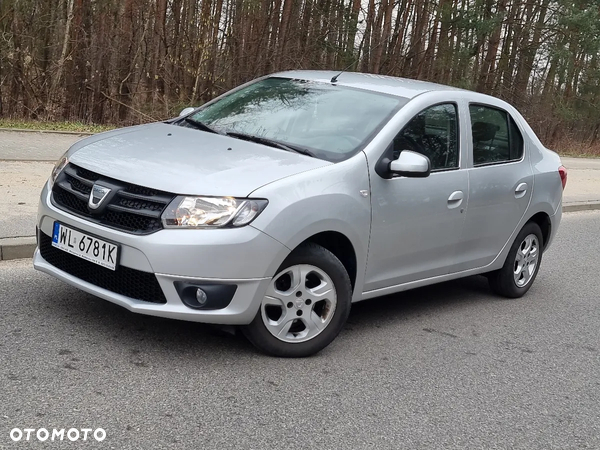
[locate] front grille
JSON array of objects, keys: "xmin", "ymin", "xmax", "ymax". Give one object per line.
[
  {"xmin": 51, "ymin": 163, "xmax": 175, "ymax": 234},
  {"xmin": 39, "ymin": 232, "xmax": 167, "ymax": 304}
]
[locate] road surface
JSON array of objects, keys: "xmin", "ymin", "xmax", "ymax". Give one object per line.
[{"xmin": 1, "ymin": 210, "xmax": 599, "ymax": 449}]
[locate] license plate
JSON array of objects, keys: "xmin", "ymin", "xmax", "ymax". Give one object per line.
[{"xmin": 51, "ymin": 222, "xmax": 119, "ymax": 271}]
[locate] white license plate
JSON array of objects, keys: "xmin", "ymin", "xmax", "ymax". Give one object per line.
[{"xmin": 51, "ymin": 222, "xmax": 119, "ymax": 271}]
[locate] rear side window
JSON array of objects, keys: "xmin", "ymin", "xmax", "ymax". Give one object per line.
[{"xmin": 469, "ymin": 105, "xmax": 524, "ymax": 165}]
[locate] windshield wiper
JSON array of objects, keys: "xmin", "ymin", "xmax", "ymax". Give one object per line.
[
  {"xmin": 184, "ymin": 117, "xmax": 223, "ymax": 135},
  {"xmin": 226, "ymin": 132, "xmax": 316, "ymax": 158}
]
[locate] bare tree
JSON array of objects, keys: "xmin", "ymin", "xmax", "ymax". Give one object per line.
[{"xmin": 1, "ymin": 0, "xmax": 600, "ymax": 154}]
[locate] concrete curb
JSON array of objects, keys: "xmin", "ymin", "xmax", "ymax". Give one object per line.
[
  {"xmin": 0, "ymin": 127, "xmax": 94, "ymax": 136},
  {"xmin": 0, "ymin": 236, "xmax": 37, "ymax": 261},
  {"xmin": 562, "ymin": 202, "xmax": 600, "ymax": 213},
  {"xmin": 1, "ymin": 203, "xmax": 599, "ymax": 262}
]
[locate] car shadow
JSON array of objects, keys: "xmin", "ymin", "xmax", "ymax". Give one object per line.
[
  {"xmin": 44, "ymin": 274, "xmax": 502, "ymax": 359},
  {"xmin": 345, "ymin": 275, "xmax": 501, "ymax": 330},
  {"xmin": 47, "ymin": 287, "xmax": 255, "ymax": 357}
]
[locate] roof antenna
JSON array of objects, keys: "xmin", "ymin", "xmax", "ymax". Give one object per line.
[{"xmin": 330, "ymin": 60, "xmax": 358, "ymax": 83}]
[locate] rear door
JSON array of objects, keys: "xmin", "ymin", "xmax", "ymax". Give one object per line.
[{"xmin": 456, "ymin": 104, "xmax": 533, "ymax": 271}]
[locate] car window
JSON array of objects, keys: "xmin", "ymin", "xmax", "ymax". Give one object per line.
[
  {"xmin": 469, "ymin": 105, "xmax": 524, "ymax": 165},
  {"xmin": 392, "ymin": 103, "xmax": 459, "ymax": 171},
  {"xmin": 185, "ymin": 77, "xmax": 407, "ymax": 162}
]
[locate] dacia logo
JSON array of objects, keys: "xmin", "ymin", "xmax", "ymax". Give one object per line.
[{"xmin": 88, "ymin": 184, "xmax": 112, "ymax": 210}]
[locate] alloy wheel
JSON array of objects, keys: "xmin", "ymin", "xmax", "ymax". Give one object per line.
[
  {"xmin": 261, "ymin": 264, "xmax": 337, "ymax": 343},
  {"xmin": 513, "ymin": 233, "xmax": 539, "ymax": 288}
]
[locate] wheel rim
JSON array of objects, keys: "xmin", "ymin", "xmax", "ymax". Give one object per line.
[
  {"xmin": 261, "ymin": 264, "xmax": 337, "ymax": 343},
  {"xmin": 513, "ymin": 234, "xmax": 539, "ymax": 288}
]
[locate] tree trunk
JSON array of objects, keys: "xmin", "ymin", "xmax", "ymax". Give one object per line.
[{"xmin": 47, "ymin": 0, "xmax": 75, "ymax": 118}]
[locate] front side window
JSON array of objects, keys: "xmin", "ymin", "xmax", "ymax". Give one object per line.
[
  {"xmin": 184, "ymin": 77, "xmax": 406, "ymax": 162},
  {"xmin": 392, "ymin": 103, "xmax": 459, "ymax": 171},
  {"xmin": 469, "ymin": 105, "xmax": 524, "ymax": 165}
]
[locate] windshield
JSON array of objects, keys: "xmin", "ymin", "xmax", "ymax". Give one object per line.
[{"xmin": 183, "ymin": 77, "xmax": 406, "ymax": 162}]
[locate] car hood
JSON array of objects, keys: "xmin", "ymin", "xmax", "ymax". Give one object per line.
[{"xmin": 68, "ymin": 123, "xmax": 331, "ymax": 197}]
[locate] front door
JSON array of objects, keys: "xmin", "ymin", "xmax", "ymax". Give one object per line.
[{"xmin": 363, "ymin": 103, "xmax": 468, "ymax": 293}]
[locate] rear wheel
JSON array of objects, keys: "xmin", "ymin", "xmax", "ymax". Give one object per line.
[
  {"xmin": 488, "ymin": 222, "xmax": 543, "ymax": 298},
  {"xmin": 243, "ymin": 243, "xmax": 352, "ymax": 357}
]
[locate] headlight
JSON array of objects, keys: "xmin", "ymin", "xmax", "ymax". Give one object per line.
[
  {"xmin": 50, "ymin": 153, "xmax": 69, "ymax": 186},
  {"xmin": 161, "ymin": 196, "xmax": 268, "ymax": 228}
]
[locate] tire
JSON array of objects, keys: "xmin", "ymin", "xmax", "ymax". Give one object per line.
[
  {"xmin": 242, "ymin": 243, "xmax": 352, "ymax": 357},
  {"xmin": 488, "ymin": 222, "xmax": 543, "ymax": 298}
]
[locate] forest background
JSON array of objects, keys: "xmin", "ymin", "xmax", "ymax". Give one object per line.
[{"xmin": 1, "ymin": 0, "xmax": 600, "ymax": 155}]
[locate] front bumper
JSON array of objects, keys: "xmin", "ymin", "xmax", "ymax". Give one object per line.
[{"xmin": 34, "ymin": 181, "xmax": 289, "ymax": 324}]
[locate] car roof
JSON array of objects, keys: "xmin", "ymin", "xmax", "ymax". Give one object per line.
[{"xmin": 272, "ymin": 70, "xmax": 466, "ymax": 99}]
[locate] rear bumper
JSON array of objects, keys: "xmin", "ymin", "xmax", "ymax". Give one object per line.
[
  {"xmin": 544, "ymin": 199, "xmax": 562, "ymax": 252},
  {"xmin": 33, "ymin": 181, "xmax": 289, "ymax": 324}
]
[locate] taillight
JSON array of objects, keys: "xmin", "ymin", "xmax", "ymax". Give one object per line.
[{"xmin": 558, "ymin": 165, "xmax": 567, "ymax": 190}]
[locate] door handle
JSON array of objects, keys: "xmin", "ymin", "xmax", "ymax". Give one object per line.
[
  {"xmin": 515, "ymin": 182, "xmax": 528, "ymax": 199},
  {"xmin": 447, "ymin": 190, "xmax": 464, "ymax": 209}
]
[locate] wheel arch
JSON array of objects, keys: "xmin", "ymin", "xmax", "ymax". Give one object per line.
[
  {"xmin": 525, "ymin": 211, "xmax": 551, "ymax": 250},
  {"xmin": 297, "ymin": 231, "xmax": 358, "ymax": 292}
]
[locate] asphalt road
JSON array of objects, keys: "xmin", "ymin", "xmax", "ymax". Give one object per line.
[{"xmin": 1, "ymin": 211, "xmax": 599, "ymax": 449}]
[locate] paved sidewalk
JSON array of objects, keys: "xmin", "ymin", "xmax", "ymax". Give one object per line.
[
  {"xmin": 0, "ymin": 128, "xmax": 86, "ymax": 161},
  {"xmin": 0, "ymin": 130, "xmax": 599, "ymax": 260},
  {"xmin": 560, "ymin": 157, "xmax": 600, "ymax": 209}
]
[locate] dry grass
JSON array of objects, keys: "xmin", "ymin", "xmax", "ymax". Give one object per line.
[
  {"xmin": 550, "ymin": 136, "xmax": 600, "ymax": 158},
  {"xmin": 0, "ymin": 119, "xmax": 116, "ymax": 134}
]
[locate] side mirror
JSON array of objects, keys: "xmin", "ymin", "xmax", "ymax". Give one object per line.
[
  {"xmin": 179, "ymin": 107, "xmax": 195, "ymax": 117},
  {"xmin": 389, "ymin": 150, "xmax": 431, "ymax": 178}
]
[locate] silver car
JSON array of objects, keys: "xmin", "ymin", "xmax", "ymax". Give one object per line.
[{"xmin": 34, "ymin": 71, "xmax": 567, "ymax": 357}]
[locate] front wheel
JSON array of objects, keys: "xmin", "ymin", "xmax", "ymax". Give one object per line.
[
  {"xmin": 242, "ymin": 243, "xmax": 352, "ymax": 357},
  {"xmin": 488, "ymin": 222, "xmax": 543, "ymax": 298}
]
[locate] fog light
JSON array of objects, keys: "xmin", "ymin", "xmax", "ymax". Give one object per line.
[
  {"xmin": 196, "ymin": 288, "xmax": 208, "ymax": 306},
  {"xmin": 174, "ymin": 282, "xmax": 237, "ymax": 310}
]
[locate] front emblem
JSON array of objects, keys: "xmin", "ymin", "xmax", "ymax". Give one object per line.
[{"xmin": 88, "ymin": 184, "xmax": 112, "ymax": 210}]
